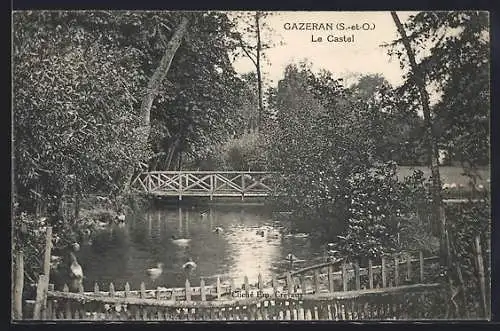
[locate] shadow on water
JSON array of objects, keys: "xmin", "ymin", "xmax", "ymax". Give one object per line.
[{"xmin": 68, "ymin": 204, "xmax": 327, "ymax": 291}]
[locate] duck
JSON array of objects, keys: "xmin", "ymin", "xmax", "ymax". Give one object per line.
[
  {"xmin": 256, "ymin": 229, "xmax": 265, "ymax": 237},
  {"xmin": 171, "ymin": 235, "xmax": 191, "ymax": 245},
  {"xmin": 213, "ymin": 226, "xmax": 224, "ymax": 234},
  {"xmin": 115, "ymin": 214, "xmax": 126, "ymax": 223},
  {"xmin": 285, "ymin": 232, "xmax": 309, "ymax": 239},
  {"xmin": 285, "ymin": 253, "xmax": 299, "ymax": 262},
  {"xmin": 72, "ymin": 242, "xmax": 81, "ymax": 252},
  {"xmin": 50, "ymin": 255, "xmax": 63, "ymax": 270},
  {"xmin": 267, "ymin": 230, "xmax": 280, "ymax": 239},
  {"xmin": 146, "ymin": 263, "xmax": 164, "ymax": 279},
  {"xmin": 182, "ymin": 258, "xmax": 197, "ymax": 271},
  {"xmin": 69, "ymin": 252, "xmax": 84, "ymax": 279}
]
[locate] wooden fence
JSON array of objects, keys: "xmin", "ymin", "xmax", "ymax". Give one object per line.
[
  {"xmin": 39, "ymin": 283, "xmax": 444, "ymax": 321},
  {"xmin": 13, "ymin": 227, "xmax": 490, "ymax": 321}
]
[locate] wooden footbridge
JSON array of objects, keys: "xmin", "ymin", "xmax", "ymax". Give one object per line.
[{"xmin": 131, "ymin": 171, "xmax": 276, "ymax": 200}]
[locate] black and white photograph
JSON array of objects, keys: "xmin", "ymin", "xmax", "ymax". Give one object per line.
[{"xmin": 11, "ymin": 10, "xmax": 491, "ymax": 321}]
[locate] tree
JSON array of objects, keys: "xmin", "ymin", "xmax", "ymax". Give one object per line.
[
  {"xmin": 391, "ymin": 12, "xmax": 447, "ymax": 259},
  {"xmin": 232, "ymin": 11, "xmax": 276, "ymax": 130},
  {"xmin": 147, "ymin": 11, "xmax": 248, "ymax": 171},
  {"xmin": 265, "ymin": 64, "xmax": 417, "ymax": 259},
  {"xmin": 138, "ymin": 14, "xmax": 190, "ymax": 153},
  {"xmin": 389, "ymin": 11, "xmax": 490, "ymax": 317},
  {"xmin": 13, "ymin": 11, "xmax": 154, "ymax": 217}
]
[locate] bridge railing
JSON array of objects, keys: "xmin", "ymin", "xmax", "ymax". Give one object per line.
[{"xmin": 131, "ymin": 171, "xmax": 278, "ymax": 200}]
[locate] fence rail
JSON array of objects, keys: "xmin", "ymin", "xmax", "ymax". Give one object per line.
[{"xmin": 39, "ymin": 283, "xmax": 443, "ymax": 321}]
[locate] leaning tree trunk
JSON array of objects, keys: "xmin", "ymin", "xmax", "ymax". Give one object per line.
[
  {"xmin": 123, "ymin": 16, "xmax": 189, "ymax": 192},
  {"xmin": 391, "ymin": 11, "xmax": 462, "ymax": 315},
  {"xmin": 255, "ymin": 12, "xmax": 264, "ymax": 131}
]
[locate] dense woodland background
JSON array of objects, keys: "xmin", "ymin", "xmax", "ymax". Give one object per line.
[{"xmin": 12, "ymin": 11, "xmax": 490, "ymax": 317}]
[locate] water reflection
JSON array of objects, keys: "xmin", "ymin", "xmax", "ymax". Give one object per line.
[{"xmin": 75, "ymin": 205, "xmax": 325, "ymax": 291}]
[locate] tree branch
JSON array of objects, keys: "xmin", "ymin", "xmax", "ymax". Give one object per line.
[{"xmin": 238, "ymin": 37, "xmax": 258, "ymax": 68}]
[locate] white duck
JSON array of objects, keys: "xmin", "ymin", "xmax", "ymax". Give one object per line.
[
  {"xmin": 146, "ymin": 263, "xmax": 164, "ymax": 279},
  {"xmin": 115, "ymin": 214, "xmax": 126, "ymax": 223},
  {"xmin": 213, "ymin": 226, "xmax": 224, "ymax": 234},
  {"xmin": 182, "ymin": 258, "xmax": 197, "ymax": 271},
  {"xmin": 171, "ymin": 235, "xmax": 191, "ymax": 245},
  {"xmin": 72, "ymin": 242, "xmax": 81, "ymax": 252},
  {"xmin": 69, "ymin": 252, "xmax": 84, "ymax": 279}
]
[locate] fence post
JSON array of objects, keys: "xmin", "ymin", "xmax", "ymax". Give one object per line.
[
  {"xmin": 328, "ymin": 264, "xmax": 335, "ymax": 293},
  {"xmin": 342, "ymin": 263, "xmax": 348, "ymax": 292},
  {"xmin": 124, "ymin": 282, "xmax": 130, "ymax": 298},
  {"xmin": 419, "ymin": 251, "xmax": 424, "ymax": 282},
  {"xmin": 109, "ymin": 283, "xmax": 115, "ymax": 297},
  {"xmin": 140, "ymin": 282, "xmax": 146, "ymax": 299},
  {"xmin": 179, "ymin": 173, "xmax": 183, "ymax": 201},
  {"xmin": 406, "ymin": 255, "xmax": 412, "ymax": 281},
  {"xmin": 381, "ymin": 257, "xmax": 387, "ymax": 288},
  {"xmin": 354, "ymin": 262, "xmax": 361, "ymax": 290},
  {"xmin": 200, "ymin": 278, "xmax": 206, "ymax": 301},
  {"xmin": 258, "ymin": 273, "xmax": 263, "ymax": 291},
  {"xmin": 286, "ymin": 272, "xmax": 293, "ymax": 294},
  {"xmin": 210, "ymin": 175, "xmax": 214, "ymax": 201},
  {"xmin": 244, "ymin": 275, "xmax": 249, "ymax": 294},
  {"xmin": 394, "ymin": 257, "xmax": 399, "ymax": 287},
  {"xmin": 272, "ymin": 274, "xmax": 278, "ymax": 296},
  {"xmin": 185, "ymin": 279, "xmax": 191, "ymax": 302},
  {"xmin": 216, "ymin": 277, "xmax": 221, "ymax": 300},
  {"xmin": 43, "ymin": 227, "xmax": 53, "ymax": 277},
  {"xmin": 33, "ymin": 274, "xmax": 49, "ymax": 320},
  {"xmin": 13, "ymin": 251, "xmax": 24, "ymax": 320},
  {"xmin": 313, "ymin": 269, "xmax": 320, "ymax": 294},
  {"xmin": 300, "ymin": 276, "xmax": 307, "ymax": 295},
  {"xmin": 241, "ymin": 173, "xmax": 245, "ymax": 201},
  {"xmin": 474, "ymin": 235, "xmax": 488, "ymax": 318},
  {"xmin": 368, "ymin": 259, "xmax": 373, "ymax": 289},
  {"xmin": 156, "ymin": 287, "xmax": 161, "ymax": 300}
]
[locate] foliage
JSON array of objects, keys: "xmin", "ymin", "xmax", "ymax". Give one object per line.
[
  {"xmin": 13, "ymin": 11, "xmax": 155, "ymax": 216},
  {"xmin": 184, "ymin": 132, "xmax": 268, "ymax": 171},
  {"xmin": 388, "ymin": 11, "xmax": 490, "ymax": 168},
  {"xmin": 264, "ymin": 63, "xmax": 433, "ymax": 259},
  {"xmin": 148, "ymin": 11, "xmax": 248, "ymax": 170}
]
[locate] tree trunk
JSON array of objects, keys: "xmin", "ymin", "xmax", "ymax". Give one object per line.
[
  {"xmin": 177, "ymin": 150, "xmax": 183, "ymax": 171},
  {"xmin": 139, "ymin": 16, "xmax": 189, "ymax": 140},
  {"xmin": 390, "ymin": 12, "xmax": 448, "ymax": 264},
  {"xmin": 165, "ymin": 137, "xmax": 180, "ymax": 170},
  {"xmin": 255, "ymin": 12, "xmax": 263, "ymax": 131},
  {"xmin": 123, "ymin": 16, "xmax": 189, "ymax": 192}
]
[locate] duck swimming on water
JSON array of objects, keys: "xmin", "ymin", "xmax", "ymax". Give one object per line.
[
  {"xmin": 182, "ymin": 258, "xmax": 197, "ymax": 271},
  {"xmin": 171, "ymin": 235, "xmax": 191, "ymax": 245},
  {"xmin": 213, "ymin": 226, "xmax": 224, "ymax": 234},
  {"xmin": 146, "ymin": 263, "xmax": 164, "ymax": 279}
]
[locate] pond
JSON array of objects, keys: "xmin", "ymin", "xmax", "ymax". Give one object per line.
[{"xmin": 70, "ymin": 204, "xmax": 328, "ymax": 292}]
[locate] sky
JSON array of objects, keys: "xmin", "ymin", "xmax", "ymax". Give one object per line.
[{"xmin": 231, "ymin": 11, "xmax": 417, "ymax": 88}]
